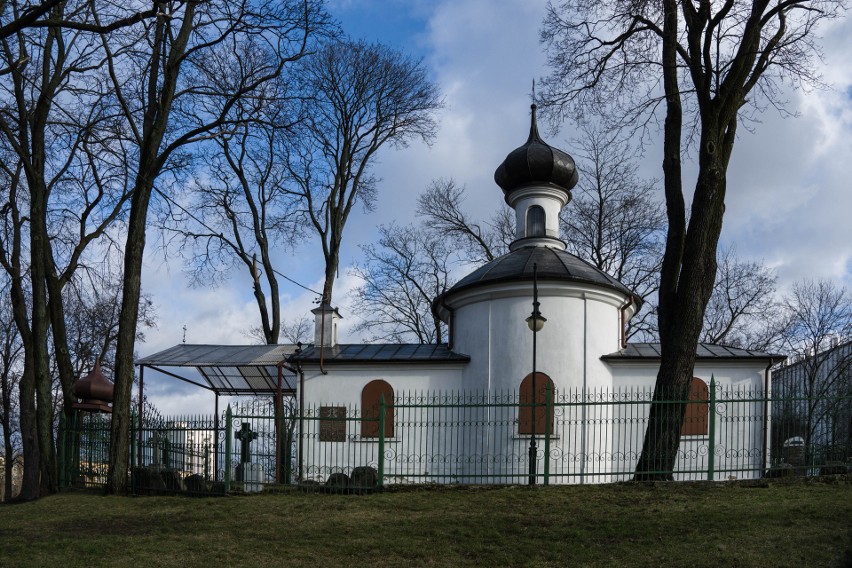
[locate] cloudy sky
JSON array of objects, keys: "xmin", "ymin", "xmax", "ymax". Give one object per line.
[{"xmin": 140, "ymin": 0, "xmax": 852, "ymax": 414}]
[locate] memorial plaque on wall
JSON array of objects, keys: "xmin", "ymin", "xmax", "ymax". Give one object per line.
[{"xmin": 319, "ymin": 406, "xmax": 346, "ymax": 442}]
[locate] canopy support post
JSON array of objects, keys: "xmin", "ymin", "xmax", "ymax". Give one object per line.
[{"xmin": 214, "ymin": 392, "xmax": 220, "ymax": 482}]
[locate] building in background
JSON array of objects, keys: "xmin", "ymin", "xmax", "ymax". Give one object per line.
[{"xmin": 771, "ymin": 340, "xmax": 852, "ymax": 469}]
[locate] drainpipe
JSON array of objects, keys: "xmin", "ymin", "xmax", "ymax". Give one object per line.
[
  {"xmin": 297, "ymin": 360, "xmax": 305, "ymax": 482},
  {"xmin": 437, "ymin": 295, "xmax": 455, "ymax": 350},
  {"xmin": 762, "ymin": 360, "xmax": 772, "ymax": 475},
  {"xmin": 619, "ymin": 296, "xmax": 634, "ymax": 348},
  {"xmin": 581, "ymin": 295, "xmax": 588, "ymax": 482}
]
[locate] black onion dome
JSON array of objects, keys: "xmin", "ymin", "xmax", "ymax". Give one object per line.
[
  {"xmin": 494, "ymin": 104, "xmax": 579, "ymax": 197},
  {"xmin": 433, "ymin": 247, "xmax": 641, "ymax": 315}
]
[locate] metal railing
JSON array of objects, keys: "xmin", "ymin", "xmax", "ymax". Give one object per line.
[{"xmin": 58, "ymin": 381, "xmax": 851, "ymax": 494}]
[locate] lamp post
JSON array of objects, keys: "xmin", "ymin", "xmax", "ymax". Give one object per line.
[{"xmin": 525, "ymin": 263, "xmax": 546, "ymax": 486}]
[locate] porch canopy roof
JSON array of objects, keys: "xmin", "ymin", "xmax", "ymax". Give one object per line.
[{"xmin": 136, "ymin": 344, "xmax": 298, "ymax": 396}]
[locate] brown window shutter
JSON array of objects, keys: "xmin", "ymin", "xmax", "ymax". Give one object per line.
[
  {"xmin": 361, "ymin": 380, "xmax": 394, "ymax": 438},
  {"xmin": 519, "ymin": 372, "xmax": 554, "ymax": 435},
  {"xmin": 681, "ymin": 378, "xmax": 709, "ymax": 436}
]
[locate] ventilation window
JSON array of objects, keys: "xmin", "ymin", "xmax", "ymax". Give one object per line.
[
  {"xmin": 526, "ymin": 205, "xmax": 546, "ymax": 237},
  {"xmin": 319, "ymin": 406, "xmax": 346, "ymax": 442}
]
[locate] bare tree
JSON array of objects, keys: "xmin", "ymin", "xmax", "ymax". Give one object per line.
[
  {"xmin": 287, "ymin": 38, "xmax": 442, "ymax": 305},
  {"xmin": 700, "ymin": 248, "xmax": 783, "ymax": 350},
  {"xmin": 417, "ymin": 178, "xmax": 513, "ymax": 265},
  {"xmin": 0, "ymin": 0, "xmax": 139, "ymax": 495},
  {"xmin": 280, "ymin": 316, "xmax": 311, "ymax": 345},
  {"xmin": 773, "ymin": 280, "xmax": 851, "ymax": 463},
  {"xmin": 104, "ymin": 0, "xmax": 324, "ymax": 494},
  {"xmin": 161, "ymin": 91, "xmax": 302, "ymax": 345},
  {"xmin": 62, "ymin": 273, "xmax": 157, "ymax": 379},
  {"xmin": 351, "ymin": 224, "xmax": 451, "ymax": 344},
  {"xmin": 0, "ymin": 0, "xmax": 168, "ymax": 497},
  {"xmin": 560, "ymin": 126, "xmax": 664, "ymax": 340},
  {"xmin": 541, "ymin": 0, "xmax": 845, "ymax": 479}
]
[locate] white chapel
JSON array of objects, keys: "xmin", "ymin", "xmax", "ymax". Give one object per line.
[{"xmin": 281, "ymin": 106, "xmax": 779, "ymax": 483}]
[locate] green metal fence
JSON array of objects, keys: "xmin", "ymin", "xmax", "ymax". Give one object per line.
[
  {"xmin": 58, "ymin": 382, "xmax": 851, "ymax": 494},
  {"xmin": 296, "ymin": 380, "xmax": 776, "ymax": 485}
]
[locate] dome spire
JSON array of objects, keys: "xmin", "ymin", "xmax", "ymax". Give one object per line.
[
  {"xmin": 527, "ymin": 103, "xmax": 543, "ymax": 145},
  {"xmin": 528, "ymin": 79, "xmax": 542, "ymax": 144}
]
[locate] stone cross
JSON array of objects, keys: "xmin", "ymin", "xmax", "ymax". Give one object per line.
[{"xmin": 234, "ymin": 422, "xmax": 258, "ymax": 464}]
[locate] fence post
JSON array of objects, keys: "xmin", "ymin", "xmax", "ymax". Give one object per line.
[
  {"xmin": 544, "ymin": 383, "xmax": 552, "ymax": 486},
  {"xmin": 378, "ymin": 394, "xmax": 385, "ymax": 489},
  {"xmin": 284, "ymin": 432, "xmax": 292, "ymax": 485},
  {"xmin": 71, "ymin": 411, "xmax": 80, "ymax": 485},
  {"xmin": 707, "ymin": 375, "xmax": 716, "ymax": 481},
  {"xmin": 224, "ymin": 405, "xmax": 233, "ymax": 493}
]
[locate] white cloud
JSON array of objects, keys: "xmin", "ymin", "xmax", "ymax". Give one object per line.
[{"xmin": 718, "ymin": 15, "xmax": 852, "ymax": 290}]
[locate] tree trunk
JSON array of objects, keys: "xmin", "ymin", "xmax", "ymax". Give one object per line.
[
  {"xmin": 107, "ymin": 168, "xmax": 156, "ymax": 494},
  {"xmin": 45, "ymin": 268, "xmax": 80, "ymax": 480},
  {"xmin": 106, "ymin": 6, "xmax": 193, "ymax": 493},
  {"xmin": 28, "ymin": 171, "xmax": 57, "ymax": 494},
  {"xmin": 16, "ymin": 356, "xmax": 40, "ymax": 500},
  {"xmin": 5, "ymin": 230, "xmax": 39, "ymax": 499},
  {"xmin": 322, "ymin": 248, "xmax": 339, "ymax": 305},
  {"xmin": 1, "ymin": 362, "xmax": 14, "ymax": 501},
  {"xmin": 46, "ymin": 268, "xmax": 78, "ymax": 410},
  {"xmin": 635, "ymin": 121, "xmax": 728, "ymax": 479},
  {"xmin": 2, "ymin": 424, "xmax": 12, "ymax": 501}
]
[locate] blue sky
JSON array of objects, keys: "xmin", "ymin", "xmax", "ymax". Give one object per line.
[{"xmin": 140, "ymin": 0, "xmax": 852, "ymax": 414}]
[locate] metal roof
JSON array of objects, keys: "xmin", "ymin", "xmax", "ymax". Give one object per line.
[
  {"xmin": 601, "ymin": 343, "xmax": 785, "ymax": 363},
  {"xmin": 136, "ymin": 344, "xmax": 298, "ymax": 396},
  {"xmin": 434, "ymin": 246, "xmax": 640, "ymax": 313},
  {"xmin": 289, "ymin": 343, "xmax": 470, "ymax": 364}
]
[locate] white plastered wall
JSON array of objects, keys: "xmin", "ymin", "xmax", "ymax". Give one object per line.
[
  {"xmin": 608, "ymin": 360, "xmax": 769, "ymax": 480},
  {"xmin": 447, "ymin": 280, "xmax": 627, "ymax": 481}
]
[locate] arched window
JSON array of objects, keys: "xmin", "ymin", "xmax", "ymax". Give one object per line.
[
  {"xmin": 519, "ymin": 372, "xmax": 554, "ymax": 435},
  {"xmin": 526, "ymin": 205, "xmax": 546, "ymax": 237},
  {"xmin": 681, "ymin": 377, "xmax": 709, "ymax": 436},
  {"xmin": 361, "ymin": 380, "xmax": 394, "ymax": 438}
]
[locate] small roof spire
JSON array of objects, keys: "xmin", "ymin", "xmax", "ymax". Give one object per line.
[{"xmin": 528, "ymin": 79, "xmax": 542, "ymax": 143}]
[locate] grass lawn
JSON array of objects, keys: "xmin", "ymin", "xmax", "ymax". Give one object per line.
[{"xmin": 1, "ymin": 477, "xmax": 850, "ymax": 567}]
